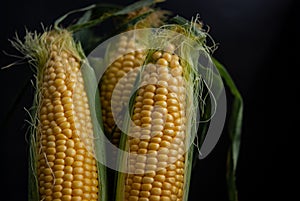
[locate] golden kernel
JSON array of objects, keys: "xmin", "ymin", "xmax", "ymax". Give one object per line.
[{"xmin": 157, "ymin": 58, "xmax": 168, "ymax": 66}]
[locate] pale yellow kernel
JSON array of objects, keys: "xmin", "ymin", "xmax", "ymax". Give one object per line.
[
  {"xmin": 60, "ymin": 122, "xmax": 71, "ymax": 130},
  {"xmin": 62, "ymin": 90, "xmax": 72, "ymax": 97},
  {"xmin": 161, "ymin": 140, "xmax": 172, "ymax": 147},
  {"xmin": 44, "ymin": 175, "xmax": 53, "ymax": 183},
  {"xmin": 65, "ymin": 148, "xmax": 76, "ymax": 157},
  {"xmin": 156, "ymin": 87, "xmax": 168, "ymax": 95},
  {"xmin": 44, "ymin": 192, "xmax": 52, "ymax": 200},
  {"xmin": 166, "ymin": 177, "xmax": 176, "ymax": 184},
  {"xmin": 52, "ymin": 126, "xmax": 62, "ymax": 134},
  {"xmin": 140, "ymin": 191, "xmax": 150, "ymax": 197},
  {"xmin": 46, "ymin": 147, "xmax": 56, "ymax": 155},
  {"xmin": 145, "ymin": 164, "xmax": 157, "ymax": 171},
  {"xmin": 139, "ymin": 141, "xmax": 149, "ymax": 149},
  {"xmin": 74, "ymin": 167, "xmax": 84, "ymax": 174},
  {"xmin": 171, "ymin": 112, "xmax": 180, "ymax": 119},
  {"xmin": 149, "ymin": 195, "xmax": 160, "ymax": 201},
  {"xmin": 134, "ymin": 162, "xmax": 145, "ymax": 171},
  {"xmin": 63, "ymin": 174, "xmax": 73, "ymax": 182},
  {"xmin": 74, "ymin": 174, "xmax": 84, "ymax": 181},
  {"xmin": 58, "ymin": 85, "xmax": 68, "ymax": 93},
  {"xmin": 43, "ymin": 168, "xmax": 52, "ymax": 175},
  {"xmin": 130, "ymin": 189, "xmax": 140, "ymax": 196},
  {"xmin": 145, "ymin": 85, "xmax": 156, "ymax": 93},
  {"xmin": 152, "ymin": 51, "xmax": 162, "ymax": 60},
  {"xmin": 141, "ymin": 117, "xmax": 152, "ymax": 124},
  {"xmin": 73, "ymin": 161, "xmax": 83, "ymax": 167},
  {"xmin": 151, "ymin": 112, "xmax": 163, "ymax": 119},
  {"xmin": 136, "ymin": 155, "xmax": 147, "ymax": 163},
  {"xmin": 52, "ymin": 191, "xmax": 62, "ymax": 199},
  {"xmin": 141, "ymin": 184, "xmax": 152, "ymax": 191},
  {"xmin": 150, "ymin": 137, "xmax": 162, "ymax": 144},
  {"xmin": 168, "ymin": 106, "xmax": 179, "ymax": 113},
  {"xmin": 148, "ymin": 143, "xmax": 160, "ymax": 150},
  {"xmin": 53, "ymin": 184, "xmax": 63, "ymax": 192},
  {"xmin": 131, "ymin": 182, "xmax": 141, "ymax": 190},
  {"xmin": 62, "ymin": 181, "xmax": 72, "ymax": 192},
  {"xmin": 71, "ymin": 195, "xmax": 82, "ymax": 201},
  {"xmin": 132, "ymin": 113, "xmax": 141, "ymax": 121},
  {"xmin": 123, "ymin": 60, "xmax": 134, "ymax": 67},
  {"xmin": 138, "ymin": 148, "xmax": 148, "ymax": 154},
  {"xmin": 139, "ymin": 198, "xmax": 149, "ymax": 201},
  {"xmin": 132, "ymin": 176, "xmax": 142, "ymax": 183},
  {"xmin": 157, "ymin": 66, "xmax": 169, "ymax": 74},
  {"xmin": 73, "ymin": 155, "xmax": 84, "ymax": 164},
  {"xmin": 168, "ymin": 77, "xmax": 178, "ymax": 86},
  {"xmin": 143, "ymin": 99, "xmax": 154, "ymax": 105},
  {"xmin": 55, "ymin": 178, "xmax": 63, "ymax": 185},
  {"xmin": 53, "ymin": 99, "xmax": 62, "ymax": 106},
  {"xmin": 64, "ymin": 103, "xmax": 73, "ymax": 111},
  {"xmin": 162, "ymin": 182, "xmax": 172, "ymax": 190},
  {"xmin": 129, "ymin": 196, "xmax": 139, "ymax": 201},
  {"xmin": 55, "ymin": 152, "xmax": 66, "ymax": 159},
  {"xmin": 55, "ymin": 159, "xmax": 65, "ymax": 165},
  {"xmin": 54, "ymin": 78, "xmax": 65, "ymax": 86},
  {"xmin": 162, "ymin": 52, "xmax": 172, "ymax": 62},
  {"xmin": 142, "ymin": 177, "xmax": 153, "ymax": 184},
  {"xmin": 147, "ymin": 157, "xmax": 159, "ymax": 165},
  {"xmin": 142, "ymin": 105, "xmax": 154, "ymax": 111},
  {"xmin": 143, "ymin": 91, "xmax": 155, "ymax": 99},
  {"xmin": 158, "ymin": 73, "xmax": 170, "ymax": 81},
  {"xmin": 161, "ymin": 196, "xmax": 171, "ymax": 201},
  {"xmin": 73, "ymin": 181, "xmax": 83, "ymax": 188},
  {"xmin": 159, "ymin": 147, "xmax": 169, "ymax": 154},
  {"xmin": 54, "ymin": 170, "xmax": 64, "ymax": 178},
  {"xmin": 140, "ymin": 110, "xmax": 151, "ymax": 117},
  {"xmin": 53, "ymin": 164, "xmax": 64, "ymax": 171},
  {"xmin": 170, "ymin": 59, "xmax": 180, "ymax": 68},
  {"xmin": 175, "ymin": 174, "xmax": 184, "ymax": 182},
  {"xmin": 61, "ymin": 195, "xmax": 72, "ymax": 201},
  {"xmin": 52, "ymin": 91, "xmax": 61, "ymax": 98},
  {"xmin": 46, "ymin": 141, "xmax": 56, "ymax": 147},
  {"xmin": 64, "ymin": 111, "xmax": 73, "ymax": 118},
  {"xmin": 152, "ymin": 125, "xmax": 164, "ymax": 131},
  {"xmin": 157, "ymin": 58, "xmax": 168, "ymax": 66}
]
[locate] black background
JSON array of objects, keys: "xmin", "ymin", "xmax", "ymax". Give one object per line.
[{"xmin": 0, "ymin": 0, "xmax": 298, "ymax": 201}]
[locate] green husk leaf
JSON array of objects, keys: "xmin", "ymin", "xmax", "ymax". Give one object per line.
[
  {"xmin": 167, "ymin": 15, "xmax": 242, "ymax": 201},
  {"xmin": 212, "ymin": 57, "xmax": 243, "ymax": 201},
  {"xmin": 114, "ymin": 10, "xmax": 154, "ymax": 33},
  {"xmin": 80, "ymin": 59, "xmax": 107, "ymax": 201},
  {"xmin": 63, "ymin": 0, "xmax": 162, "ymax": 32},
  {"xmin": 52, "ymin": 0, "xmax": 166, "ymax": 53}
]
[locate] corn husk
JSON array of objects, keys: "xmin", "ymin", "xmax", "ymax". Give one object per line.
[{"xmin": 11, "ymin": 29, "xmax": 107, "ymax": 201}]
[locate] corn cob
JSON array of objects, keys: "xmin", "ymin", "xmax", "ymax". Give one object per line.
[
  {"xmin": 99, "ymin": 8, "xmax": 168, "ymax": 148},
  {"xmin": 100, "ymin": 35, "xmax": 145, "ymax": 147},
  {"xmin": 13, "ymin": 30, "xmax": 105, "ymax": 201},
  {"xmin": 115, "ymin": 44, "xmax": 193, "ymax": 201}
]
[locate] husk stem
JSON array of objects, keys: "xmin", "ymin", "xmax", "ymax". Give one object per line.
[{"xmin": 11, "ymin": 29, "xmax": 107, "ymax": 201}]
